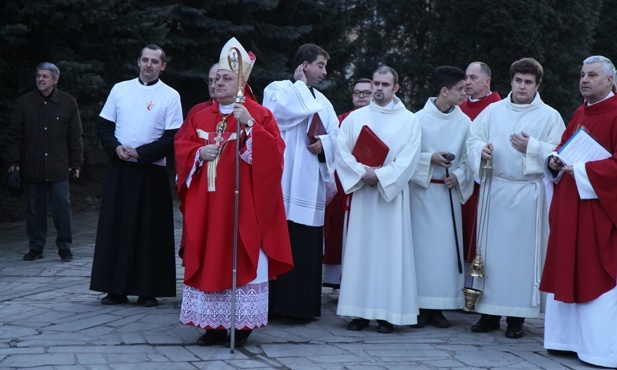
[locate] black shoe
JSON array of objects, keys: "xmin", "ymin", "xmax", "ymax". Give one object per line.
[
  {"xmin": 430, "ymin": 310, "xmax": 451, "ymax": 328},
  {"xmin": 137, "ymin": 297, "xmax": 158, "ymax": 307},
  {"xmin": 376, "ymin": 320, "xmax": 394, "ymax": 333},
  {"xmin": 58, "ymin": 249, "xmax": 73, "ymax": 262},
  {"xmin": 101, "ymin": 293, "xmax": 129, "ymax": 305},
  {"xmin": 410, "ymin": 309, "xmax": 431, "ymax": 328},
  {"xmin": 226, "ymin": 330, "xmax": 252, "ymax": 347},
  {"xmin": 23, "ymin": 249, "xmax": 43, "ymax": 261},
  {"xmin": 547, "ymin": 349, "xmax": 577, "ymax": 357},
  {"xmin": 505, "ymin": 317, "xmax": 524, "ymax": 338},
  {"xmin": 471, "ymin": 314, "xmax": 501, "ymax": 332},
  {"xmin": 197, "ymin": 330, "xmax": 228, "ymax": 346},
  {"xmin": 346, "ymin": 318, "xmax": 370, "ymax": 331}
]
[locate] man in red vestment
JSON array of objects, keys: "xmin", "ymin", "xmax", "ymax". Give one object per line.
[
  {"xmin": 174, "ymin": 37, "xmax": 293, "ymax": 347},
  {"xmin": 186, "ymin": 63, "xmax": 219, "ymax": 120},
  {"xmin": 541, "ymin": 55, "xmax": 617, "ymax": 368},
  {"xmin": 459, "ymin": 62, "xmax": 501, "ymax": 266},
  {"xmin": 323, "ymin": 78, "xmax": 372, "ymax": 288}
]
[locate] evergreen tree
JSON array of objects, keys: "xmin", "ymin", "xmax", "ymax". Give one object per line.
[{"xmin": 591, "ymin": 0, "xmax": 617, "ymax": 65}]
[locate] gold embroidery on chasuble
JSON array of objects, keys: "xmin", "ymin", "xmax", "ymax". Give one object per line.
[{"xmin": 196, "ymin": 115, "xmax": 237, "ymax": 192}]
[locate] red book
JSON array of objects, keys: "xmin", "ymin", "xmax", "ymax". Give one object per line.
[
  {"xmin": 352, "ymin": 125, "xmax": 389, "ymax": 167},
  {"xmin": 307, "ymin": 113, "xmax": 327, "ymax": 143}
]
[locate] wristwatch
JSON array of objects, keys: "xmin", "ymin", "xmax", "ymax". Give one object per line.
[{"xmin": 245, "ymin": 118, "xmax": 254, "ymax": 127}]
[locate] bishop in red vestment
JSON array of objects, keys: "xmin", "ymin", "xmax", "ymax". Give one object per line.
[{"xmin": 175, "ymin": 37, "xmax": 293, "ymax": 347}]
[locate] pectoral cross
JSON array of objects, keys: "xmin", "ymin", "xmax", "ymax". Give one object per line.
[{"xmin": 196, "ymin": 116, "xmax": 237, "ymax": 192}]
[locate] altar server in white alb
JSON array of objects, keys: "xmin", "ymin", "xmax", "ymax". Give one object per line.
[
  {"xmin": 263, "ymin": 43, "xmax": 339, "ymax": 321},
  {"xmin": 336, "ymin": 66, "xmax": 421, "ymax": 334},
  {"xmin": 466, "ymin": 58, "xmax": 565, "ymax": 338},
  {"xmin": 410, "ymin": 66, "xmax": 474, "ymax": 329}
]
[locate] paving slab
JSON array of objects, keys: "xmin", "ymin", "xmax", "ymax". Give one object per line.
[{"xmin": 0, "ymin": 206, "xmax": 598, "ymax": 369}]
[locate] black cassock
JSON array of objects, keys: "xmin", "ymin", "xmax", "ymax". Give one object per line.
[{"xmin": 90, "ymin": 118, "xmax": 177, "ymax": 297}]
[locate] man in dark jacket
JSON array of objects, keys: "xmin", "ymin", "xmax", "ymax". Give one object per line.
[{"xmin": 6, "ymin": 62, "xmax": 83, "ymax": 262}]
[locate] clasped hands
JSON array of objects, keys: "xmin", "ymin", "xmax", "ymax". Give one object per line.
[
  {"xmin": 116, "ymin": 145, "xmax": 139, "ymax": 161},
  {"xmin": 362, "ymin": 166, "xmax": 379, "ymax": 187}
]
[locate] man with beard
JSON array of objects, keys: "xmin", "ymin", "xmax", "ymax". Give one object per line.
[{"xmin": 336, "ymin": 66, "xmax": 422, "ymax": 334}]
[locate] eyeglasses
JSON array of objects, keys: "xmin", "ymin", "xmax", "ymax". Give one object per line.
[{"xmin": 353, "ymin": 90, "xmax": 372, "ymax": 97}]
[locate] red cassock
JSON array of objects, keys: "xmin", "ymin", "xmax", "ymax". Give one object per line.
[
  {"xmin": 540, "ymin": 95, "xmax": 617, "ymax": 303},
  {"xmin": 323, "ymin": 110, "xmax": 353, "ymax": 266},
  {"xmin": 459, "ymin": 92, "xmax": 501, "ymax": 262},
  {"xmin": 175, "ymin": 99, "xmax": 293, "ymax": 292}
]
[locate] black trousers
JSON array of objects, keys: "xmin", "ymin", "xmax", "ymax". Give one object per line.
[{"xmin": 26, "ymin": 181, "xmax": 72, "ymax": 251}]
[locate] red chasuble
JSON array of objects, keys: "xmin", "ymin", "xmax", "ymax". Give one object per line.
[
  {"xmin": 540, "ymin": 95, "xmax": 617, "ymax": 303},
  {"xmin": 175, "ymin": 99, "xmax": 293, "ymax": 292}
]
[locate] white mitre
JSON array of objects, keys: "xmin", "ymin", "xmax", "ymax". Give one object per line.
[{"xmin": 218, "ymin": 37, "xmax": 255, "ymax": 81}]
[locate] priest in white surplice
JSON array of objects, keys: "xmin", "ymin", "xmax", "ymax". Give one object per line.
[
  {"xmin": 336, "ymin": 66, "xmax": 421, "ymax": 333},
  {"xmin": 466, "ymin": 58, "xmax": 565, "ymax": 338},
  {"xmin": 410, "ymin": 67, "xmax": 474, "ymax": 329},
  {"xmin": 263, "ymin": 44, "xmax": 339, "ymax": 321}
]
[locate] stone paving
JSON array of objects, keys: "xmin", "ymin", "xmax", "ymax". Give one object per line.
[{"xmin": 0, "ymin": 205, "xmax": 595, "ymax": 369}]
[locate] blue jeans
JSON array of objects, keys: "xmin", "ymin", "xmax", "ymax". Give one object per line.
[{"xmin": 26, "ymin": 181, "xmax": 72, "ymax": 251}]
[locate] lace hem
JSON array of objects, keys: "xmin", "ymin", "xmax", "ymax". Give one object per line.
[{"xmin": 180, "ymin": 282, "xmax": 268, "ymax": 330}]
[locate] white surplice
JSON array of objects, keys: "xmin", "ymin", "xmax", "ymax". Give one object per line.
[
  {"xmin": 466, "ymin": 92, "xmax": 565, "ymax": 317},
  {"xmin": 411, "ymin": 98, "xmax": 474, "ymax": 309},
  {"xmin": 544, "ymin": 287, "xmax": 617, "ymax": 368},
  {"xmin": 336, "ymin": 97, "xmax": 421, "ymax": 325},
  {"xmin": 262, "ymin": 80, "xmax": 339, "ymax": 227}
]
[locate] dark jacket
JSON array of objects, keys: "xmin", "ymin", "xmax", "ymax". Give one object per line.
[{"xmin": 6, "ymin": 88, "xmax": 83, "ymax": 182}]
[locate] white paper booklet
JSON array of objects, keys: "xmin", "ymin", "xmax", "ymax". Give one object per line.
[{"xmin": 556, "ymin": 127, "xmax": 611, "ymax": 166}]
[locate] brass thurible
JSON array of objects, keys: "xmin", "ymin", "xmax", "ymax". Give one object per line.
[{"xmin": 462, "ymin": 151, "xmax": 493, "ymax": 312}]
